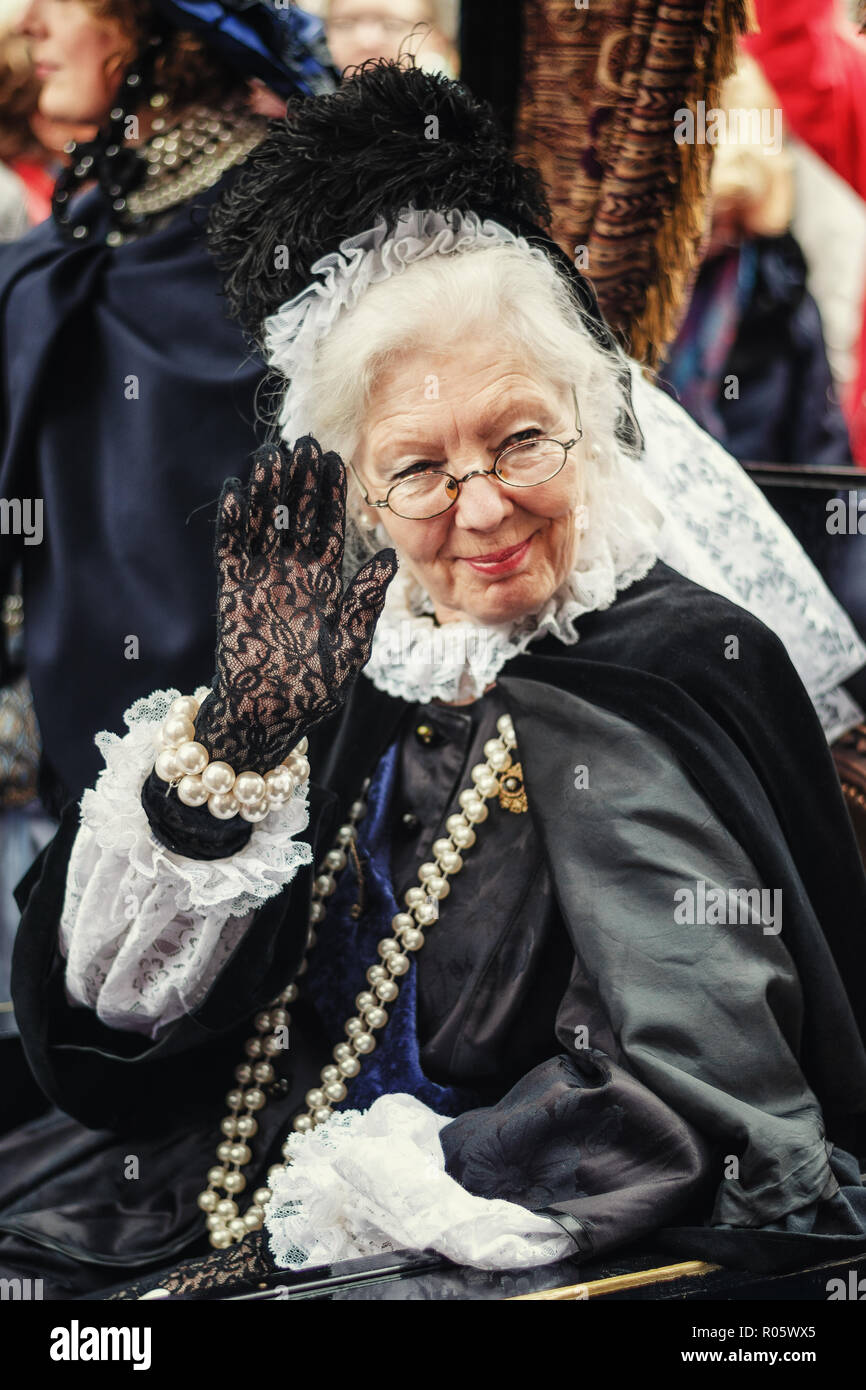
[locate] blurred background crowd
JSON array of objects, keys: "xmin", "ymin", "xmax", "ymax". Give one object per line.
[{"xmin": 2, "ymin": 0, "xmax": 865, "ymax": 464}]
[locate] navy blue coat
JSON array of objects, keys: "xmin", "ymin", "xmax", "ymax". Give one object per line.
[{"xmin": 0, "ymin": 178, "xmax": 264, "ymax": 805}]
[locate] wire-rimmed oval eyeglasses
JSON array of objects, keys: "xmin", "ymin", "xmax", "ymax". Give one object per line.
[{"xmin": 348, "ymin": 392, "xmax": 583, "ymax": 522}]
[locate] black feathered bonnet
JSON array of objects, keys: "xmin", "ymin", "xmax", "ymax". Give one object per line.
[{"xmin": 208, "ymin": 61, "xmax": 641, "ymax": 450}]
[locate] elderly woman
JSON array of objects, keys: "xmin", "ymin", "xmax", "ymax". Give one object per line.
[{"xmin": 1, "ymin": 63, "xmax": 866, "ymax": 1301}]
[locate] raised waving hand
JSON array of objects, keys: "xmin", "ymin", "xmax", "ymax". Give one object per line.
[{"xmin": 194, "ymin": 437, "xmax": 397, "ymax": 771}]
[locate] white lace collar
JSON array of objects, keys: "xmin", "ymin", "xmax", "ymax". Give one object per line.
[{"xmin": 362, "ymin": 561, "xmax": 649, "ymax": 706}]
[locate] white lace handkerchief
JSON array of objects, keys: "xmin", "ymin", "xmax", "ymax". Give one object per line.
[{"xmin": 265, "ymin": 1093, "xmax": 572, "ymax": 1271}]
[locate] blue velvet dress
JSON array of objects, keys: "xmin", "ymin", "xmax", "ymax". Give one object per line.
[{"xmin": 302, "ymin": 741, "xmax": 481, "ymax": 1117}]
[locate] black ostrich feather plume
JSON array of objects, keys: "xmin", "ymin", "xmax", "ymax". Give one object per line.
[
  {"xmin": 207, "ymin": 60, "xmax": 553, "ymax": 344},
  {"xmin": 207, "ymin": 59, "xmax": 641, "ymax": 452}
]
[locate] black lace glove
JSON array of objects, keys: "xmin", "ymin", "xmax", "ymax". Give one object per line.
[
  {"xmin": 105, "ymin": 1229, "xmax": 277, "ymax": 1301},
  {"xmin": 194, "ymin": 437, "xmax": 398, "ymax": 771}
]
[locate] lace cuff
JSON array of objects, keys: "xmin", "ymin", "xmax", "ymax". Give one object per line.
[
  {"xmin": 264, "ymin": 1094, "xmax": 573, "ymax": 1271},
  {"xmin": 58, "ymin": 688, "xmax": 313, "ymax": 1037}
]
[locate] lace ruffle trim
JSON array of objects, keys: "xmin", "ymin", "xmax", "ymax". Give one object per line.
[
  {"xmin": 79, "ymin": 686, "xmax": 313, "ymax": 918},
  {"xmin": 362, "ymin": 543, "xmax": 657, "ymax": 705},
  {"xmin": 264, "ymin": 209, "xmax": 551, "ymax": 446}
]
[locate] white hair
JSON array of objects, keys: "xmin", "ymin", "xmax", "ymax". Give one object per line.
[{"xmin": 302, "ymin": 242, "xmax": 638, "ymax": 571}]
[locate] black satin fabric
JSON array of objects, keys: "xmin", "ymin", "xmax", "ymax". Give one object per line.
[
  {"xmin": 0, "ymin": 680, "xmax": 713, "ymax": 1293},
  {"xmin": 391, "ymin": 689, "xmax": 577, "ymax": 1098},
  {"xmin": 2, "ymin": 562, "xmax": 866, "ymax": 1296}
]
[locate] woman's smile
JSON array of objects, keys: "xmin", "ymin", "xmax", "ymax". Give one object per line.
[{"xmin": 459, "ymin": 533, "xmax": 536, "ymax": 577}]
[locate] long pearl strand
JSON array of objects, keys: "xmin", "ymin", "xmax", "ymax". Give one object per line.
[{"xmin": 197, "ymin": 713, "xmax": 520, "ymax": 1249}]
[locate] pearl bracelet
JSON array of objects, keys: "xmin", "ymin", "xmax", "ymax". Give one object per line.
[{"xmin": 153, "ymin": 695, "xmax": 310, "ymax": 823}]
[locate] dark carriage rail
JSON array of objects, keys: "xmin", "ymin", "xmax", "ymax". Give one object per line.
[
  {"xmin": 744, "ymin": 463, "xmax": 866, "ymax": 491},
  {"xmin": 196, "ymin": 1246, "xmax": 866, "ymax": 1302}
]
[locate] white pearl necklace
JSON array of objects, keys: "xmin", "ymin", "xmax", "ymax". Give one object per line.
[{"xmin": 196, "ymin": 713, "xmax": 522, "ymax": 1248}]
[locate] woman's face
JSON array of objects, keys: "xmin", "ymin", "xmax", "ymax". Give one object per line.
[
  {"xmin": 18, "ymin": 0, "xmax": 132, "ymax": 124},
  {"xmin": 353, "ymin": 341, "xmax": 583, "ymax": 627}
]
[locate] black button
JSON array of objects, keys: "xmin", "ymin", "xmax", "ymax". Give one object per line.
[{"xmin": 415, "ymin": 723, "xmax": 439, "ymax": 746}]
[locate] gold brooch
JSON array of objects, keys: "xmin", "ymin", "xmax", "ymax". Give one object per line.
[{"xmin": 498, "ymin": 762, "xmax": 528, "ymax": 814}]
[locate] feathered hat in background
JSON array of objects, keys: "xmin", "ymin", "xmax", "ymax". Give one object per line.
[
  {"xmin": 149, "ymin": 0, "xmax": 334, "ymax": 100},
  {"xmin": 52, "ymin": 1, "xmax": 335, "ymax": 240}
]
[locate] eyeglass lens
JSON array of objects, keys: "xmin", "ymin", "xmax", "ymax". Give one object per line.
[{"xmin": 387, "ymin": 438, "xmax": 569, "ymax": 519}]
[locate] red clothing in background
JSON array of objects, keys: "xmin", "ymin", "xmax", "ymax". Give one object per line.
[
  {"xmin": 744, "ymin": 0, "xmax": 866, "ymax": 465},
  {"xmin": 9, "ymin": 159, "xmax": 54, "ymax": 226}
]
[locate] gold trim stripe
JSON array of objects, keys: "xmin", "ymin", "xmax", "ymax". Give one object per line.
[{"xmin": 508, "ymin": 1260, "xmax": 718, "ymax": 1301}]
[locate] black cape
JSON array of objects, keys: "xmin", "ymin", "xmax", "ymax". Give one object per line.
[{"xmin": 3, "ymin": 562, "xmax": 866, "ymax": 1289}]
